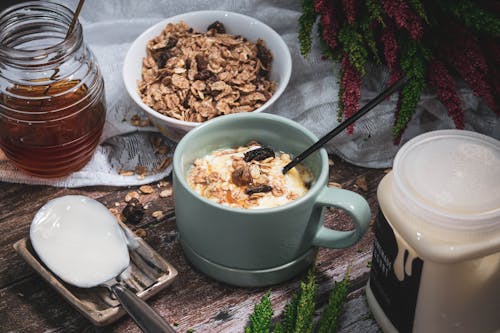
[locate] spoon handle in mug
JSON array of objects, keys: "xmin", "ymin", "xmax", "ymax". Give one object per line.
[{"xmin": 111, "ymin": 284, "xmax": 177, "ymax": 333}]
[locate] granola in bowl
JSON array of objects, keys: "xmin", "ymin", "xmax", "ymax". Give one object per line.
[
  {"xmin": 138, "ymin": 21, "xmax": 276, "ymax": 123},
  {"xmin": 187, "ymin": 142, "xmax": 314, "ymax": 209}
]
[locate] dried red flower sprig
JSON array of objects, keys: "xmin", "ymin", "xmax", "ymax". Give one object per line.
[
  {"xmin": 428, "ymin": 59, "xmax": 465, "ymax": 129},
  {"xmin": 297, "ymin": 0, "xmax": 500, "ymax": 141},
  {"xmin": 342, "ymin": 0, "xmax": 357, "ymax": 25},
  {"xmin": 380, "ymin": 0, "xmax": 423, "ymax": 40},
  {"xmin": 442, "ymin": 25, "xmax": 498, "ymax": 114},
  {"xmin": 316, "ymin": 0, "xmax": 340, "ymax": 51},
  {"xmin": 340, "ymin": 54, "xmax": 362, "ymax": 134}
]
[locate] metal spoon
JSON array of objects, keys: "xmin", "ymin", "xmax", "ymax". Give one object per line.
[
  {"xmin": 101, "ymin": 275, "xmax": 177, "ymax": 333},
  {"xmin": 30, "ymin": 195, "xmax": 176, "ymax": 333}
]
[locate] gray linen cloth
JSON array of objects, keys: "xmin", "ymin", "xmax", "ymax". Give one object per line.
[{"xmin": 0, "ymin": 0, "xmax": 497, "ymax": 187}]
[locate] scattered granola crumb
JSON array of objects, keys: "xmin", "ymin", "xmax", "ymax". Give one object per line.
[
  {"xmin": 328, "ymin": 181, "xmax": 342, "ymax": 189},
  {"xmin": 355, "ymin": 176, "xmax": 368, "ymax": 191},
  {"xmin": 328, "ymin": 159, "xmax": 335, "ymax": 167},
  {"xmin": 152, "ymin": 210, "xmax": 164, "ymax": 219},
  {"xmin": 135, "ymin": 165, "xmax": 148, "ymax": 176},
  {"xmin": 130, "ymin": 114, "xmax": 151, "ymax": 127},
  {"xmin": 158, "ymin": 180, "xmax": 169, "ymax": 187},
  {"xmin": 159, "ymin": 188, "xmax": 173, "ymax": 198},
  {"xmin": 108, "ymin": 208, "xmax": 119, "ymax": 215},
  {"xmin": 135, "ymin": 228, "xmax": 147, "ymax": 238},
  {"xmin": 139, "ymin": 185, "xmax": 154, "ymax": 194},
  {"xmin": 119, "ymin": 169, "xmax": 134, "ymax": 176},
  {"xmin": 125, "ymin": 191, "xmax": 140, "ymax": 202}
]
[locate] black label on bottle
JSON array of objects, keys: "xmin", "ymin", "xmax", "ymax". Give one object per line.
[{"xmin": 369, "ymin": 210, "xmax": 424, "ymax": 333}]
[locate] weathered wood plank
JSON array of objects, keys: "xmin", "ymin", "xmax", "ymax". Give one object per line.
[{"xmin": 0, "ymin": 155, "xmax": 385, "ymax": 332}]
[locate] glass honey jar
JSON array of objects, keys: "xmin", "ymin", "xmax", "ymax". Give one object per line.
[{"xmin": 0, "ymin": 1, "xmax": 106, "ymax": 178}]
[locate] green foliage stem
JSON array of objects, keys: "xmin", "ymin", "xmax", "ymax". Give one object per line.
[
  {"xmin": 365, "ymin": 0, "xmax": 385, "ymax": 27},
  {"xmin": 338, "ymin": 24, "xmax": 368, "ymax": 76},
  {"xmin": 246, "ymin": 291, "xmax": 274, "ymax": 333},
  {"xmin": 298, "ymin": 0, "xmax": 318, "ymax": 57},
  {"xmin": 407, "ymin": 0, "xmax": 428, "ymax": 22},
  {"xmin": 316, "ymin": 269, "xmax": 350, "ymax": 333},
  {"xmin": 393, "ymin": 39, "xmax": 427, "ymax": 139},
  {"xmin": 293, "ymin": 269, "xmax": 317, "ymax": 333},
  {"xmin": 442, "ymin": 0, "xmax": 500, "ymax": 37}
]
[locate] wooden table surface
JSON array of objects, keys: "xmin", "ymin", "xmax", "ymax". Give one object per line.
[{"xmin": 0, "ymin": 154, "xmax": 386, "ymax": 333}]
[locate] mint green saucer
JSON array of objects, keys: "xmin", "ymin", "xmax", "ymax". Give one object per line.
[{"xmin": 180, "ymin": 239, "xmax": 316, "ymax": 287}]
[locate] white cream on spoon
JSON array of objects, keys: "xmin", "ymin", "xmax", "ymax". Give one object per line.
[
  {"xmin": 30, "ymin": 195, "xmax": 176, "ymax": 333},
  {"xmin": 30, "ymin": 195, "xmax": 129, "ymax": 288}
]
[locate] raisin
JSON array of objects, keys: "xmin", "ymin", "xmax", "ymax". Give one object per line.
[
  {"xmin": 256, "ymin": 42, "xmax": 272, "ymax": 67},
  {"xmin": 244, "ymin": 147, "xmax": 275, "ymax": 162},
  {"xmin": 156, "ymin": 51, "xmax": 173, "ymax": 68},
  {"xmin": 122, "ymin": 198, "xmax": 144, "ymax": 224},
  {"xmin": 245, "ymin": 185, "xmax": 273, "ymax": 195},
  {"xmin": 165, "ymin": 37, "xmax": 178, "ymax": 49},
  {"xmin": 196, "ymin": 54, "xmax": 209, "ymax": 71},
  {"xmin": 231, "ymin": 166, "xmax": 253, "ymax": 186},
  {"xmin": 194, "ymin": 69, "xmax": 213, "ymax": 81},
  {"xmin": 182, "ymin": 90, "xmax": 191, "ymax": 109},
  {"xmin": 206, "ymin": 88, "xmax": 220, "ymax": 97},
  {"xmin": 256, "ymin": 42, "xmax": 272, "ymax": 79},
  {"xmin": 207, "ymin": 21, "xmax": 226, "ymax": 34}
]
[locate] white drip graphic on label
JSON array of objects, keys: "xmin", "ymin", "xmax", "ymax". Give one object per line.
[{"xmin": 393, "ymin": 233, "xmax": 419, "ymax": 281}]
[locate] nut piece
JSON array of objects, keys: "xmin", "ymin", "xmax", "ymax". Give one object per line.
[
  {"xmin": 152, "ymin": 210, "xmax": 164, "ymax": 219},
  {"xmin": 119, "ymin": 169, "xmax": 134, "ymax": 176},
  {"xmin": 328, "ymin": 181, "xmax": 342, "ymax": 189},
  {"xmin": 159, "ymin": 188, "xmax": 173, "ymax": 198},
  {"xmin": 125, "ymin": 191, "xmax": 140, "ymax": 202},
  {"xmin": 355, "ymin": 176, "xmax": 368, "ymax": 192},
  {"xmin": 231, "ymin": 166, "xmax": 253, "ymax": 186},
  {"xmin": 135, "ymin": 228, "xmax": 147, "ymax": 238},
  {"xmin": 139, "ymin": 185, "xmax": 154, "ymax": 194}
]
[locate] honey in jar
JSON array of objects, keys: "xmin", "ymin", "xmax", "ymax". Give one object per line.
[{"xmin": 0, "ymin": 1, "xmax": 106, "ymax": 178}]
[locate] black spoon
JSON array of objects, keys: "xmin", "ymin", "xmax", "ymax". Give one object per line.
[{"xmin": 282, "ymin": 76, "xmax": 409, "ymax": 174}]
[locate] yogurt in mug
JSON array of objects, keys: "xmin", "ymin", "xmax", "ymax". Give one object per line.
[{"xmin": 187, "ymin": 141, "xmax": 314, "ymax": 209}]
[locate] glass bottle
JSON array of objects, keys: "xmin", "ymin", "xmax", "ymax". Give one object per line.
[{"xmin": 0, "ymin": 1, "xmax": 106, "ymax": 178}]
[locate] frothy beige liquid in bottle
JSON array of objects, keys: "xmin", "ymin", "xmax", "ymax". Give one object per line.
[{"xmin": 367, "ymin": 130, "xmax": 500, "ymax": 333}]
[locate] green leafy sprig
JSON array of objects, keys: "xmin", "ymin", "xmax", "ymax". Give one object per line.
[
  {"xmin": 298, "ymin": 0, "xmax": 318, "ymax": 57},
  {"xmin": 245, "ymin": 267, "xmax": 351, "ymax": 333},
  {"xmin": 316, "ymin": 269, "xmax": 350, "ymax": 333},
  {"xmin": 246, "ymin": 291, "xmax": 274, "ymax": 333}
]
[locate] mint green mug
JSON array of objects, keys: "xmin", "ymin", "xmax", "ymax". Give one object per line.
[{"xmin": 173, "ymin": 113, "xmax": 371, "ymax": 287}]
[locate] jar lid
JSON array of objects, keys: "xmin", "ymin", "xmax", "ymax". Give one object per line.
[{"xmin": 393, "ymin": 130, "xmax": 500, "ymax": 234}]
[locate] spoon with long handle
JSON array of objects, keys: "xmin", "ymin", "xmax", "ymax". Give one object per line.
[
  {"xmin": 102, "ymin": 276, "xmax": 177, "ymax": 333},
  {"xmin": 282, "ymin": 76, "xmax": 408, "ymax": 174},
  {"xmin": 30, "ymin": 195, "xmax": 176, "ymax": 333}
]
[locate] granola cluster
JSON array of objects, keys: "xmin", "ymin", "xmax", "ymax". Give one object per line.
[
  {"xmin": 138, "ymin": 21, "xmax": 276, "ymax": 122},
  {"xmin": 187, "ymin": 142, "xmax": 314, "ymax": 209}
]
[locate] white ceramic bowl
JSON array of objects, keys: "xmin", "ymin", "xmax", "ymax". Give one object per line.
[{"xmin": 123, "ymin": 10, "xmax": 292, "ymax": 141}]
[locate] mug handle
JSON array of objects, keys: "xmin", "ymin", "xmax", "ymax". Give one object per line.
[{"xmin": 312, "ymin": 187, "xmax": 371, "ymax": 249}]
